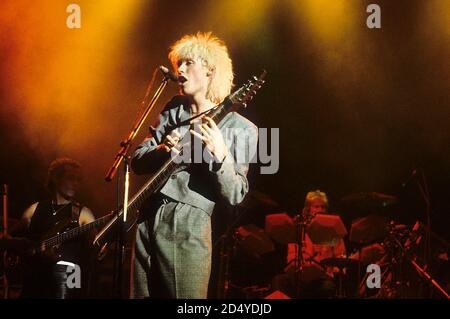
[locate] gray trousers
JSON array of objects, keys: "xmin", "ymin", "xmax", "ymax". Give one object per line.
[{"xmin": 132, "ymin": 199, "xmax": 212, "ymax": 298}]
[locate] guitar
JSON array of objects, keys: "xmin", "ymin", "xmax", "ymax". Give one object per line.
[
  {"xmin": 94, "ymin": 71, "xmax": 267, "ymax": 248},
  {"xmin": 1, "ymin": 214, "xmax": 114, "ymax": 277},
  {"xmin": 27, "ymin": 213, "xmax": 113, "ymax": 259}
]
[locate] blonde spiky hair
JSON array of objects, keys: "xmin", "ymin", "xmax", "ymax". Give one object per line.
[{"xmin": 168, "ymin": 32, "xmax": 233, "ymax": 104}]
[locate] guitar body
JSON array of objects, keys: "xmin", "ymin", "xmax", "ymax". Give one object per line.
[
  {"xmin": 33, "ymin": 216, "xmax": 80, "ymax": 262},
  {"xmin": 13, "ymin": 217, "xmax": 80, "ymax": 272},
  {"xmin": 1, "ymin": 218, "xmax": 77, "ymax": 278},
  {"xmin": 1, "ymin": 212, "xmax": 112, "ymax": 299}
]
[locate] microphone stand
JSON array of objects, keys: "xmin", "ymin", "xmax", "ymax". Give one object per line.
[
  {"xmin": 295, "ymin": 209, "xmax": 310, "ymax": 299},
  {"xmin": 104, "ymin": 69, "xmax": 172, "ymax": 298},
  {"xmin": 410, "ymin": 258, "xmax": 450, "ymax": 299},
  {"xmin": 416, "ymin": 171, "xmax": 431, "ymax": 260},
  {"xmin": 2, "ymin": 184, "xmax": 8, "ymax": 299},
  {"xmin": 416, "ymin": 169, "xmax": 432, "ymax": 297},
  {"xmin": 401, "ymin": 167, "xmax": 433, "ymax": 297},
  {"xmin": 397, "ymin": 223, "xmax": 449, "ymax": 299}
]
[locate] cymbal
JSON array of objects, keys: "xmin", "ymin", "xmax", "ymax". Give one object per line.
[
  {"xmin": 349, "ymin": 243, "xmax": 386, "ymax": 264},
  {"xmin": 341, "ymin": 192, "xmax": 397, "ymax": 208},
  {"xmin": 321, "ymin": 257, "xmax": 359, "ymax": 269},
  {"xmin": 285, "ymin": 261, "xmax": 326, "ymax": 283},
  {"xmin": 241, "ymin": 190, "xmax": 280, "ymax": 210}
]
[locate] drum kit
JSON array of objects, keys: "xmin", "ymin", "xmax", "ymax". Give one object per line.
[{"xmin": 228, "ymin": 191, "xmax": 449, "ymax": 299}]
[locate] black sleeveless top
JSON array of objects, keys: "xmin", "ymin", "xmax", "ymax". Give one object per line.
[{"xmin": 27, "ymin": 199, "xmax": 84, "ymax": 264}]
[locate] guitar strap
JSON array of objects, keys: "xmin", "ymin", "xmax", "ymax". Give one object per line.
[
  {"xmin": 176, "ymin": 106, "xmax": 216, "ymax": 128},
  {"xmin": 71, "ymin": 202, "xmax": 82, "ymax": 224}
]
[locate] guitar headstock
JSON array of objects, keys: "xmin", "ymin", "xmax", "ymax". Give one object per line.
[{"xmin": 229, "ymin": 70, "xmax": 267, "ymax": 108}]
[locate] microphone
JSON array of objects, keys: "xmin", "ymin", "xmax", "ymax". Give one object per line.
[
  {"xmin": 159, "ymin": 65, "xmax": 179, "ymax": 82},
  {"xmin": 402, "ymin": 168, "xmax": 417, "ymax": 188}
]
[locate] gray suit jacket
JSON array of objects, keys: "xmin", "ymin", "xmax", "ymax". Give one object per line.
[{"xmin": 131, "ymin": 95, "xmax": 258, "ymax": 215}]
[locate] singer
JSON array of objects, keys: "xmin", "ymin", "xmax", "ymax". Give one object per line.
[{"xmin": 131, "ymin": 32, "xmax": 258, "ymax": 298}]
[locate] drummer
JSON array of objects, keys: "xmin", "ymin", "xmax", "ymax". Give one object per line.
[
  {"xmin": 287, "ymin": 190, "xmax": 346, "ymax": 268},
  {"xmin": 273, "ymin": 190, "xmax": 346, "ymax": 298}
]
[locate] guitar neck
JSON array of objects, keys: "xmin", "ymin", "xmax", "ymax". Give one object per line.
[
  {"xmin": 124, "ymin": 97, "xmax": 233, "ymax": 217},
  {"xmin": 41, "ymin": 214, "xmax": 112, "ymax": 249}
]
